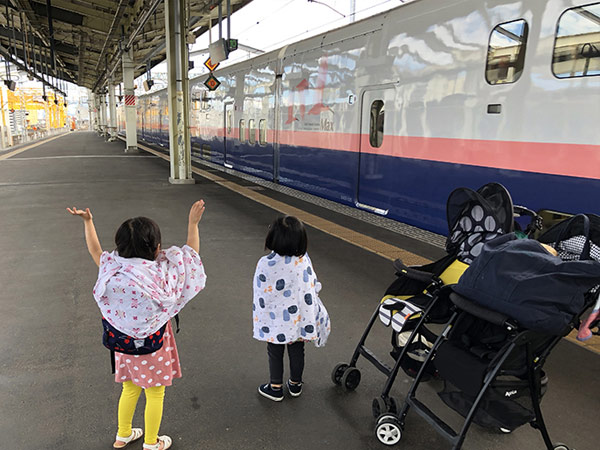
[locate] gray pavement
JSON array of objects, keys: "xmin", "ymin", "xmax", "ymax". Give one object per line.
[{"xmin": 0, "ymin": 132, "xmax": 598, "ymax": 450}]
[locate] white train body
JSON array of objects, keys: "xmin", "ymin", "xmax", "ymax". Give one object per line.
[{"xmin": 125, "ymin": 0, "xmax": 600, "ymax": 234}]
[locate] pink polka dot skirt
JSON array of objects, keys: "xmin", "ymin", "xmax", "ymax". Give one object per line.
[{"xmin": 114, "ymin": 321, "xmax": 181, "ymax": 389}]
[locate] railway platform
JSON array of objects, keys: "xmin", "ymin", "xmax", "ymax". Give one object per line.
[{"xmin": 0, "ymin": 132, "xmax": 598, "ymax": 450}]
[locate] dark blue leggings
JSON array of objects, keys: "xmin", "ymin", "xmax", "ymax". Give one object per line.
[{"xmin": 267, "ymin": 341, "xmax": 305, "ymax": 385}]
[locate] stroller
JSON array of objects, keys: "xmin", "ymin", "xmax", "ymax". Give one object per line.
[
  {"xmin": 377, "ymin": 214, "xmax": 600, "ymax": 450},
  {"xmin": 331, "ymin": 183, "xmax": 540, "ymax": 417}
]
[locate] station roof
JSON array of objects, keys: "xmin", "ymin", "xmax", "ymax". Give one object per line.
[{"xmin": 1, "ymin": 0, "xmax": 253, "ymax": 92}]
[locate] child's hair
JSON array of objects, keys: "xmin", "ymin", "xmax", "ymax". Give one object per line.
[
  {"xmin": 265, "ymin": 215, "xmax": 307, "ymax": 257},
  {"xmin": 115, "ymin": 217, "xmax": 162, "ymax": 260}
]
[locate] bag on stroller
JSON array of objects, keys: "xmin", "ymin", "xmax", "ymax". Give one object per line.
[{"xmin": 382, "ymin": 214, "xmax": 600, "ymax": 450}]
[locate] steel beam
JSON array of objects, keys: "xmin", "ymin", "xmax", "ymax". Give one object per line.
[
  {"xmin": 94, "ymin": 0, "xmax": 128, "ymax": 73},
  {"xmin": 93, "ymin": 0, "xmax": 162, "ymax": 93}
]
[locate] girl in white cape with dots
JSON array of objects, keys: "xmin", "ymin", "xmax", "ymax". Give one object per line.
[{"xmin": 253, "ymin": 215, "xmax": 330, "ymax": 401}]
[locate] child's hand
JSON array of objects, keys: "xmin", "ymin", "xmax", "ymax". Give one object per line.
[
  {"xmin": 188, "ymin": 200, "xmax": 206, "ymax": 225},
  {"xmin": 67, "ymin": 206, "xmax": 93, "ymax": 221}
]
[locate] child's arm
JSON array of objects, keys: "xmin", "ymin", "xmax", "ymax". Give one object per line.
[
  {"xmin": 186, "ymin": 200, "xmax": 206, "ymax": 253},
  {"xmin": 66, "ymin": 207, "xmax": 103, "ymax": 266}
]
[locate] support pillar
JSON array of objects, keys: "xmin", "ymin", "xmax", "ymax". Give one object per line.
[
  {"xmin": 166, "ymin": 0, "xmax": 193, "ymax": 184},
  {"xmin": 0, "ymin": 85, "xmax": 13, "ymax": 148},
  {"xmin": 108, "ymin": 77, "xmax": 117, "ymax": 141},
  {"xmin": 45, "ymin": 94, "xmax": 51, "ymax": 132},
  {"xmin": 122, "ymin": 48, "xmax": 137, "ymax": 152},
  {"xmin": 100, "ymin": 91, "xmax": 108, "ymax": 138},
  {"xmin": 91, "ymin": 92, "xmax": 99, "ymax": 132},
  {"xmin": 88, "ymin": 89, "xmax": 94, "ymax": 131}
]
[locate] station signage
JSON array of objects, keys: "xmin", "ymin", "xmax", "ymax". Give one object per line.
[
  {"xmin": 204, "ymin": 74, "xmax": 221, "ymax": 91},
  {"xmin": 204, "ymin": 57, "xmax": 220, "ymax": 72}
]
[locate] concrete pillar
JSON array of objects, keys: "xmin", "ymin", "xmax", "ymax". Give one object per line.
[
  {"xmin": 165, "ymin": 0, "xmax": 193, "ymax": 184},
  {"xmin": 122, "ymin": 48, "xmax": 137, "ymax": 152},
  {"xmin": 100, "ymin": 91, "xmax": 108, "ymax": 138},
  {"xmin": 90, "ymin": 92, "xmax": 98, "ymax": 132},
  {"xmin": 108, "ymin": 78, "xmax": 117, "ymax": 141},
  {"xmin": 88, "ymin": 89, "xmax": 94, "ymax": 131}
]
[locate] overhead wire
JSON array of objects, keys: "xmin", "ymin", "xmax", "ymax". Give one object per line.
[
  {"xmin": 236, "ymin": 0, "xmax": 299, "ymax": 38},
  {"xmin": 257, "ymin": 0, "xmax": 407, "ymax": 53},
  {"xmin": 207, "ymin": 0, "xmax": 406, "ymax": 69}
]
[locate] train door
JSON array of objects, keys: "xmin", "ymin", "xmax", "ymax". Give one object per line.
[
  {"xmin": 223, "ymin": 102, "xmax": 233, "ymax": 167},
  {"xmin": 357, "ymin": 87, "xmax": 396, "ymax": 215}
]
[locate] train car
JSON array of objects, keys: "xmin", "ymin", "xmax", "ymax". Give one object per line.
[{"xmin": 123, "ymin": 0, "xmax": 600, "ymax": 235}]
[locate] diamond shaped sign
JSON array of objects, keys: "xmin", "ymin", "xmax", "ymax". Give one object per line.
[
  {"xmin": 204, "ymin": 57, "xmax": 219, "ymax": 72},
  {"xmin": 204, "ymin": 74, "xmax": 221, "ymax": 91}
]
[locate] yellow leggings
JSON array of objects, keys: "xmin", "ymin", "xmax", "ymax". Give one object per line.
[{"xmin": 117, "ymin": 381, "xmax": 166, "ymax": 445}]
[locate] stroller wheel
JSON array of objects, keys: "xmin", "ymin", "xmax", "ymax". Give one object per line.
[
  {"xmin": 372, "ymin": 397, "xmax": 386, "ymax": 418},
  {"xmin": 377, "ymin": 413, "xmax": 398, "ymax": 424},
  {"xmin": 553, "ymin": 444, "xmax": 570, "ymax": 450},
  {"xmin": 372, "ymin": 396, "xmax": 399, "ymax": 418},
  {"xmin": 375, "ymin": 418, "xmax": 403, "ymax": 446},
  {"xmin": 331, "ymin": 363, "xmax": 349, "ymax": 385},
  {"xmin": 341, "ymin": 367, "xmax": 361, "ymax": 391}
]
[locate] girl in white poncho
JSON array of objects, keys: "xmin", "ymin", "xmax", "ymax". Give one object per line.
[
  {"xmin": 253, "ymin": 216, "xmax": 330, "ymax": 402},
  {"xmin": 68, "ymin": 200, "xmax": 207, "ymax": 450}
]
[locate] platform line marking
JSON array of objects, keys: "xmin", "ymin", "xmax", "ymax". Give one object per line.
[
  {"xmin": 5, "ymin": 155, "xmax": 158, "ymax": 160},
  {"xmin": 133, "ymin": 141, "xmax": 430, "ymax": 265},
  {"xmin": 0, "ymin": 133, "xmax": 69, "ymax": 161},
  {"xmin": 129, "ymin": 139, "xmax": 600, "ymax": 354}
]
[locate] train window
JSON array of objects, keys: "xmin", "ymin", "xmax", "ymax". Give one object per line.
[
  {"xmin": 227, "ymin": 110, "xmax": 233, "ymax": 134},
  {"xmin": 248, "ymin": 119, "xmax": 256, "ymax": 144},
  {"xmin": 485, "ymin": 19, "xmax": 529, "ymax": 84},
  {"xmin": 259, "ymin": 119, "xmax": 267, "ymax": 145},
  {"xmin": 369, "ymin": 100, "xmax": 384, "ymax": 148},
  {"xmin": 552, "ymin": 3, "xmax": 600, "ymax": 78},
  {"xmin": 239, "ymin": 119, "xmax": 246, "ymax": 143}
]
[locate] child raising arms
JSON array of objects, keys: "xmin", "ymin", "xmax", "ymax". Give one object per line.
[
  {"xmin": 68, "ymin": 201, "xmax": 206, "ymax": 450},
  {"xmin": 253, "ymin": 215, "xmax": 330, "ymax": 401}
]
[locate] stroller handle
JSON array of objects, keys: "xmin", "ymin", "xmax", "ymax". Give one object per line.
[
  {"xmin": 449, "ymin": 292, "xmax": 518, "ymax": 330},
  {"xmin": 393, "ymin": 258, "xmax": 442, "ymax": 285}
]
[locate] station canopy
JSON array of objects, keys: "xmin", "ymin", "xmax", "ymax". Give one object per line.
[{"xmin": 0, "ymin": 0, "xmax": 253, "ymax": 91}]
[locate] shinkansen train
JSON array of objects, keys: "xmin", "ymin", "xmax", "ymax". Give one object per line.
[{"xmin": 119, "ymin": 0, "xmax": 600, "ymax": 235}]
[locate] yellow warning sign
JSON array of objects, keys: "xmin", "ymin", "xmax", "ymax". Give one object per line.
[{"xmin": 204, "ymin": 57, "xmax": 219, "ymax": 72}]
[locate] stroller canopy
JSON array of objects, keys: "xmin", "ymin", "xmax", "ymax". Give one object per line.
[{"xmin": 446, "ymin": 183, "xmax": 514, "ymax": 264}]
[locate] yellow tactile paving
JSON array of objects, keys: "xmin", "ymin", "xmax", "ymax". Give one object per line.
[
  {"xmin": 565, "ymin": 330, "xmax": 600, "ymax": 355},
  {"xmin": 133, "ymin": 139, "xmax": 600, "ymax": 354},
  {"xmin": 0, "ymin": 132, "xmax": 69, "ymax": 161}
]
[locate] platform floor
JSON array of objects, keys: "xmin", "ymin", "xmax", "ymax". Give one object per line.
[{"xmin": 0, "ymin": 132, "xmax": 598, "ymax": 450}]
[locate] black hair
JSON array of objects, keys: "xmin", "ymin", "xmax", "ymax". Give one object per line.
[
  {"xmin": 265, "ymin": 215, "xmax": 307, "ymax": 257},
  {"xmin": 115, "ymin": 217, "xmax": 162, "ymax": 261}
]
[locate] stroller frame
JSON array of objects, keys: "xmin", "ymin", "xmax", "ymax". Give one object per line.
[
  {"xmin": 331, "ymin": 262, "xmax": 446, "ymax": 415},
  {"xmin": 380, "ymin": 290, "xmax": 588, "ymax": 450},
  {"xmin": 331, "ymin": 183, "xmax": 541, "ymax": 422}
]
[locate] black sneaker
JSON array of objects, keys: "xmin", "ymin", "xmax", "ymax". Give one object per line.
[
  {"xmin": 258, "ymin": 384, "xmax": 284, "ymax": 402},
  {"xmin": 287, "ymin": 380, "xmax": 303, "ymax": 397}
]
